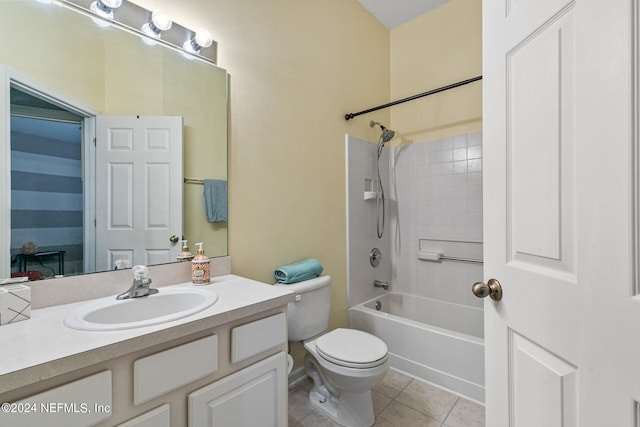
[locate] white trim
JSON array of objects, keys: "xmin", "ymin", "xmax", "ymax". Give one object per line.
[
  {"xmin": 7, "ymin": 68, "xmax": 98, "ymax": 117},
  {"xmin": 0, "ymin": 67, "xmax": 11, "ymax": 278},
  {"xmin": 1, "ymin": 66, "xmax": 99, "ymax": 278},
  {"xmin": 633, "ymin": 0, "xmax": 640, "ymax": 295},
  {"xmin": 287, "ymin": 366, "xmax": 308, "ymax": 389},
  {"xmin": 83, "ymin": 117, "xmax": 96, "ymax": 273}
]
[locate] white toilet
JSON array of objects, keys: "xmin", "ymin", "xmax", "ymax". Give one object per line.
[{"xmin": 276, "ymin": 275, "xmax": 389, "ymax": 427}]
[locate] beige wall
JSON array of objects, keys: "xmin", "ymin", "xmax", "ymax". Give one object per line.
[
  {"xmin": 133, "ymin": 0, "xmax": 481, "ymax": 366},
  {"xmin": 390, "ymin": 0, "xmax": 482, "ymax": 143},
  {"xmin": 132, "ymin": 0, "xmax": 391, "ymax": 363}
]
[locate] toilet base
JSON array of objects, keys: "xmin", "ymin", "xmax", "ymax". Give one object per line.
[
  {"xmin": 303, "ymin": 348, "xmax": 385, "ymax": 427},
  {"xmin": 308, "ymin": 388, "xmax": 375, "ymax": 427}
]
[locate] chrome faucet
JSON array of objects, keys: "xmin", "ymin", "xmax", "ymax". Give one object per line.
[
  {"xmin": 373, "ymin": 280, "xmax": 389, "ymax": 290},
  {"xmin": 116, "ymin": 265, "xmax": 158, "ymax": 300}
]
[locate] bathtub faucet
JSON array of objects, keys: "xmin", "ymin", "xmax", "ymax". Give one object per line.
[{"xmin": 373, "ymin": 280, "xmax": 389, "ymax": 290}]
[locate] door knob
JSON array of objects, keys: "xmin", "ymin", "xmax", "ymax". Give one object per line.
[
  {"xmin": 169, "ymin": 235, "xmax": 179, "ymax": 243},
  {"xmin": 472, "ymin": 279, "xmax": 503, "ymax": 301}
]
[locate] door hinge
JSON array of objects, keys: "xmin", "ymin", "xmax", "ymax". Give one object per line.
[{"xmin": 93, "ymin": 137, "xmax": 96, "ymax": 146}]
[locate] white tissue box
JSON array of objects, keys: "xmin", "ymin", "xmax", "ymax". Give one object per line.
[{"xmin": 0, "ymin": 284, "xmax": 31, "ymax": 325}]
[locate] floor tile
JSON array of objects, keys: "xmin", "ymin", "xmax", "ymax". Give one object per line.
[
  {"xmin": 289, "ymin": 388, "xmax": 316, "ymax": 426},
  {"xmin": 289, "ymin": 369, "xmax": 485, "ymax": 427},
  {"xmin": 373, "ymin": 369, "xmax": 413, "ymax": 399},
  {"xmin": 395, "ymin": 379, "xmax": 459, "ymax": 422},
  {"xmin": 443, "ymin": 398, "xmax": 486, "ymax": 427},
  {"xmin": 292, "ymin": 376, "xmax": 315, "ymax": 392},
  {"xmin": 374, "ymin": 401, "xmax": 441, "ymax": 427},
  {"xmin": 372, "ymin": 389, "xmax": 392, "ymax": 416},
  {"xmin": 297, "ymin": 411, "xmax": 342, "ymax": 427}
]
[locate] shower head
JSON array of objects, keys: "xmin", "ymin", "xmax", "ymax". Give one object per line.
[
  {"xmin": 380, "ymin": 128, "xmax": 395, "ymax": 143},
  {"xmin": 369, "ymin": 120, "xmax": 395, "ymax": 143}
]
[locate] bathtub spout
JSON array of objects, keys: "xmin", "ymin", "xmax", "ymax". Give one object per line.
[{"xmin": 374, "ymin": 280, "xmax": 389, "ymax": 290}]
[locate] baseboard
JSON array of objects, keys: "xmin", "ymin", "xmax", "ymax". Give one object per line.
[
  {"xmin": 288, "ymin": 366, "xmax": 308, "ymax": 389},
  {"xmin": 389, "ymin": 353, "xmax": 485, "ymax": 404}
]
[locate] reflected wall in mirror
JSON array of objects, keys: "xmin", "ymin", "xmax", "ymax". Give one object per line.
[
  {"xmin": 0, "ymin": 0, "xmax": 228, "ymax": 281},
  {"xmin": 10, "ymin": 88, "xmax": 85, "ymax": 278}
]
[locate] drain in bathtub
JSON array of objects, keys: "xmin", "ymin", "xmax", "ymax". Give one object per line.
[{"xmin": 375, "ymin": 301, "xmax": 382, "ymax": 311}]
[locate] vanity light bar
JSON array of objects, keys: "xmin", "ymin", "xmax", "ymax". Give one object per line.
[{"xmin": 55, "ymin": 0, "xmax": 218, "ymax": 64}]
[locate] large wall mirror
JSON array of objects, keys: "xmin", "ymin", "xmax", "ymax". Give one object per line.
[{"xmin": 0, "ymin": 1, "xmax": 228, "ymax": 281}]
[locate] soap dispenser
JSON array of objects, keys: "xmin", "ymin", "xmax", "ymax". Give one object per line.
[
  {"xmin": 177, "ymin": 240, "xmax": 194, "ymax": 262},
  {"xmin": 191, "ymin": 242, "xmax": 210, "ymax": 285}
]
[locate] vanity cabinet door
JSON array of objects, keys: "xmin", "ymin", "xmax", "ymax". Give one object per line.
[
  {"xmin": 115, "ymin": 404, "xmax": 170, "ymax": 427},
  {"xmin": 133, "ymin": 335, "xmax": 218, "ymax": 405},
  {"xmin": 0, "ymin": 371, "xmax": 112, "ymax": 427},
  {"xmin": 188, "ymin": 352, "xmax": 287, "ymax": 427}
]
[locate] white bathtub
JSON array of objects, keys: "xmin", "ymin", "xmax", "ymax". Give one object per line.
[{"xmin": 348, "ymin": 293, "xmax": 485, "ymax": 403}]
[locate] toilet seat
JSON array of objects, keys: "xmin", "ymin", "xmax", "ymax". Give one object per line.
[{"xmin": 315, "ymin": 328, "xmax": 388, "ymax": 369}]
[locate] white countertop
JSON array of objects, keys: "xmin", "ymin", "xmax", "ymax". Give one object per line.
[{"xmin": 0, "ymin": 275, "xmax": 294, "ymax": 395}]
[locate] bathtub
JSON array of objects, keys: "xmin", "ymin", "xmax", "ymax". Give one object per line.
[{"xmin": 348, "ymin": 293, "xmax": 485, "ymax": 403}]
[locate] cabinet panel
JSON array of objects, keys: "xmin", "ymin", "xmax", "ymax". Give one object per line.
[
  {"xmin": 231, "ymin": 313, "xmax": 286, "ymax": 363},
  {"xmin": 188, "ymin": 352, "xmax": 287, "ymax": 427},
  {"xmin": 0, "ymin": 371, "xmax": 112, "ymax": 427},
  {"xmin": 134, "ymin": 335, "xmax": 218, "ymax": 405},
  {"xmin": 116, "ymin": 404, "xmax": 170, "ymax": 427}
]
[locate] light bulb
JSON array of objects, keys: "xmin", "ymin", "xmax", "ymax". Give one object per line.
[
  {"xmin": 183, "ymin": 28, "xmax": 213, "ymax": 55},
  {"xmin": 151, "ymin": 10, "xmax": 172, "ymax": 31},
  {"xmin": 141, "ymin": 9, "xmax": 172, "ymax": 39},
  {"xmin": 194, "ymin": 29, "xmax": 213, "ymax": 48},
  {"xmin": 101, "ymin": 0, "xmax": 123, "ymax": 8},
  {"xmin": 90, "ymin": 1, "xmax": 112, "ymax": 19},
  {"xmin": 89, "ymin": 0, "xmax": 123, "ymax": 26}
]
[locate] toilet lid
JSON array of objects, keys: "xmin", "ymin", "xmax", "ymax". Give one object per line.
[{"xmin": 315, "ymin": 328, "xmax": 388, "ymax": 368}]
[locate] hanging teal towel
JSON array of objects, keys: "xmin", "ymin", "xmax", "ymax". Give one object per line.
[
  {"xmin": 203, "ymin": 179, "xmax": 228, "ymax": 223},
  {"xmin": 274, "ymin": 258, "xmax": 324, "ymax": 284}
]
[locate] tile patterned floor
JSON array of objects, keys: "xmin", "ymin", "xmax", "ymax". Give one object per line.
[{"xmin": 288, "ymin": 369, "xmax": 485, "ymax": 427}]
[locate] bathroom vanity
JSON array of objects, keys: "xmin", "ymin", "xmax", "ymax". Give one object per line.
[{"xmin": 0, "ymin": 272, "xmax": 294, "ymax": 427}]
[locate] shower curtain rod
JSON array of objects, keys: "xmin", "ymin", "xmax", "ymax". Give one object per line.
[{"xmin": 344, "ymin": 75, "xmax": 482, "ymax": 121}]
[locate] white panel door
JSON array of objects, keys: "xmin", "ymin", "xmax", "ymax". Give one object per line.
[
  {"xmin": 483, "ymin": 0, "xmax": 640, "ymax": 425},
  {"xmin": 95, "ymin": 116, "xmax": 182, "ymax": 271}
]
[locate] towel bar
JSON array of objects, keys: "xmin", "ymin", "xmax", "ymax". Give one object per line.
[
  {"xmin": 184, "ymin": 178, "xmax": 204, "ymax": 184},
  {"xmin": 439, "ymin": 255, "xmax": 483, "ymax": 264}
]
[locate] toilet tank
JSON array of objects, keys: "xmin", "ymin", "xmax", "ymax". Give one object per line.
[{"xmin": 275, "ymin": 275, "xmax": 331, "ymax": 341}]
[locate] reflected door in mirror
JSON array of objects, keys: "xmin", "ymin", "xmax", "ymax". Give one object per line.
[{"xmin": 95, "ymin": 116, "xmax": 183, "ymax": 271}]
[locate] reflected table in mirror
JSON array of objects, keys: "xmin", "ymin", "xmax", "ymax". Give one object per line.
[{"xmin": 14, "ymin": 251, "xmax": 66, "ymax": 276}]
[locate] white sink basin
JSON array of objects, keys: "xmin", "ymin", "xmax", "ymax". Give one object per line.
[{"xmin": 64, "ymin": 287, "xmax": 218, "ymax": 331}]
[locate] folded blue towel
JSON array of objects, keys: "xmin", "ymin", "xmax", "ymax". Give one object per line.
[
  {"xmin": 203, "ymin": 179, "xmax": 228, "ymax": 223},
  {"xmin": 274, "ymin": 258, "xmax": 324, "ymax": 284}
]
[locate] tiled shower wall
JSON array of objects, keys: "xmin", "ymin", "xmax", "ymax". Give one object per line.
[
  {"xmin": 346, "ymin": 132, "xmax": 484, "ymax": 309},
  {"xmin": 390, "ymin": 132, "xmax": 484, "ymax": 308},
  {"xmin": 345, "ymin": 135, "xmax": 391, "ymax": 308}
]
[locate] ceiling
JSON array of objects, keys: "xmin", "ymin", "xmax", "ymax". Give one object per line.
[{"xmin": 358, "ymin": 0, "xmax": 450, "ymax": 29}]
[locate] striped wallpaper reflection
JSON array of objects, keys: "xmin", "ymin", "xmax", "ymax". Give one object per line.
[{"xmin": 10, "ymin": 116, "xmax": 83, "ymax": 278}]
